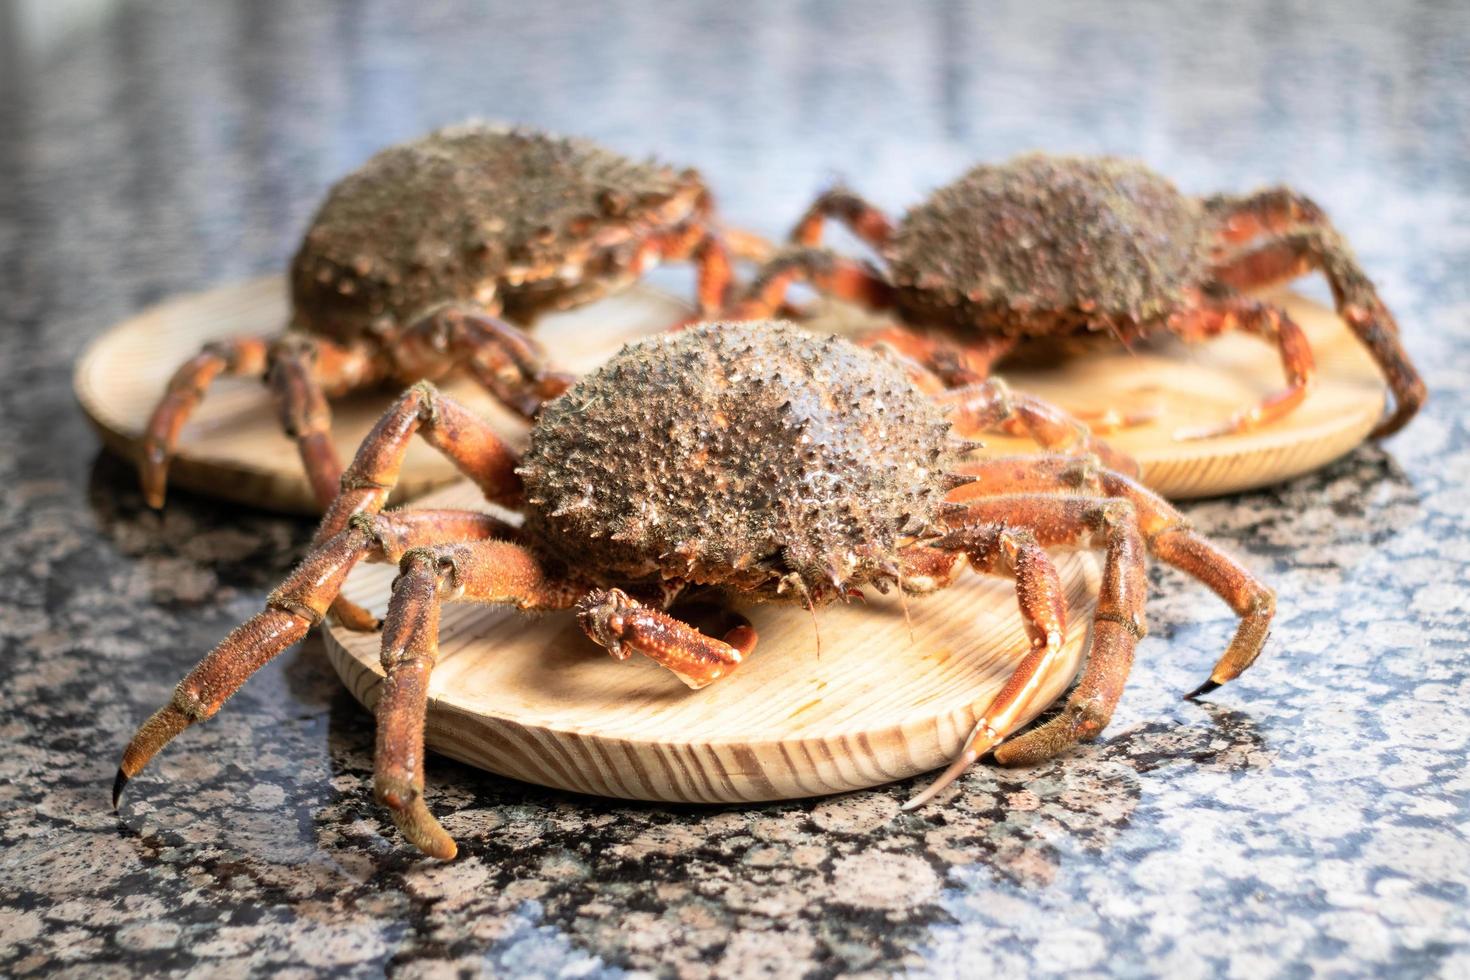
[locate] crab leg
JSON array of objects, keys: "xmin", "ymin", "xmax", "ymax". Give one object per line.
[
  {"xmin": 1204, "ymin": 187, "xmax": 1328, "ymax": 248},
  {"xmin": 936, "ymin": 379, "xmax": 1140, "ymax": 477},
  {"xmin": 940, "ymin": 497, "xmax": 1148, "ymax": 779},
  {"xmin": 949, "ymin": 455, "xmax": 1275, "ymax": 697},
  {"xmin": 726, "ymin": 246, "xmax": 895, "ymax": 320},
  {"xmin": 374, "ymin": 540, "xmax": 586, "ymax": 857},
  {"xmin": 576, "ymin": 588, "xmax": 757, "ymax": 689},
  {"xmin": 860, "ymin": 325, "xmax": 1017, "ymax": 389},
  {"xmin": 401, "ymin": 306, "xmax": 574, "ymax": 421},
  {"xmin": 1170, "ymin": 292, "xmax": 1317, "ymax": 440},
  {"xmin": 314, "ymin": 383, "xmax": 522, "ymax": 545},
  {"xmin": 307, "ymin": 382, "xmax": 525, "ymax": 630},
  {"xmin": 1210, "ymin": 228, "xmax": 1425, "ymax": 436},
  {"xmin": 139, "ymin": 336, "xmax": 270, "ymax": 508},
  {"xmin": 111, "ymin": 509, "xmax": 513, "ymax": 810},
  {"xmin": 789, "ymin": 187, "xmax": 895, "ymax": 250},
  {"xmin": 266, "ymin": 336, "xmax": 383, "ymax": 508},
  {"xmin": 900, "ymin": 522, "xmax": 1073, "ymax": 809},
  {"xmin": 718, "ymin": 225, "xmax": 778, "ymax": 264},
  {"xmin": 630, "ymin": 222, "xmax": 738, "ymax": 318}
]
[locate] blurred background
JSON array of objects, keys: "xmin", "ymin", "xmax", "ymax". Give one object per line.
[{"xmin": 2, "ymin": 2, "xmax": 1468, "ymax": 976}]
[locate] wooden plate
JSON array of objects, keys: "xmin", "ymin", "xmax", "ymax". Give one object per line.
[
  {"xmin": 803, "ymin": 287, "xmax": 1387, "ymax": 499},
  {"xmin": 323, "ymin": 482, "xmax": 1103, "ymax": 804},
  {"xmin": 75, "ymin": 278, "xmax": 1385, "ymax": 516},
  {"xmin": 73, "ymin": 277, "xmax": 689, "ymax": 514}
]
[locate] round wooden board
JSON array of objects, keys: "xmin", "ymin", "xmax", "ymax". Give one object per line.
[
  {"xmin": 803, "ymin": 288, "xmax": 1388, "ymax": 499},
  {"xmin": 76, "ymin": 278, "xmax": 1385, "ymax": 516},
  {"xmin": 73, "ymin": 277, "xmax": 690, "ymax": 514},
  {"xmin": 323, "ymin": 481, "xmax": 1103, "ymax": 804}
]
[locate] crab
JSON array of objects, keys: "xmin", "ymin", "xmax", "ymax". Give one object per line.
[
  {"xmin": 141, "ymin": 121, "xmax": 770, "ymax": 511},
  {"xmin": 114, "ymin": 321, "xmax": 1275, "ymax": 859},
  {"xmin": 729, "ymin": 153, "xmax": 1425, "ymax": 439}
]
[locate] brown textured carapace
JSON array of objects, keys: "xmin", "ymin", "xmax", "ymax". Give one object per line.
[
  {"xmin": 735, "ymin": 152, "xmax": 1425, "ymax": 439},
  {"xmin": 521, "ymin": 325, "xmax": 955, "ymax": 604},
  {"xmin": 140, "ymin": 122, "xmax": 768, "ymax": 511},
  {"xmin": 115, "ymin": 322, "xmax": 1276, "ymax": 858}
]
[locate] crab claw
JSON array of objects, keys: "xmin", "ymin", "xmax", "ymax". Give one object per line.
[{"xmin": 576, "ymin": 588, "xmax": 753, "ymax": 689}]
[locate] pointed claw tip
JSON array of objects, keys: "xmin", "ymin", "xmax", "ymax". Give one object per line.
[
  {"xmin": 111, "ymin": 768, "xmax": 129, "ymax": 810},
  {"xmin": 1184, "ymin": 679, "xmax": 1222, "ymax": 701},
  {"xmin": 141, "ymin": 482, "xmax": 166, "ymax": 510}
]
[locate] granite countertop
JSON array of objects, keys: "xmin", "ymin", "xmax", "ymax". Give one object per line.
[{"xmin": 2, "ymin": 1, "xmax": 1468, "ymax": 976}]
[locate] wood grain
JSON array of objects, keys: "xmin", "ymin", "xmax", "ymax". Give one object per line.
[
  {"xmin": 804, "ymin": 288, "xmax": 1388, "ymax": 498},
  {"xmin": 72, "ymin": 277, "xmax": 688, "ymax": 513},
  {"xmin": 322, "ymin": 482, "xmax": 1103, "ymax": 803},
  {"xmin": 74, "ymin": 278, "xmax": 1373, "ymax": 804},
  {"xmin": 75, "ymin": 278, "xmax": 1387, "ymax": 517}
]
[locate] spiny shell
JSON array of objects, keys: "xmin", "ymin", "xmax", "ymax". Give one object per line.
[
  {"xmin": 888, "ymin": 153, "xmax": 1210, "ymax": 332},
  {"xmin": 519, "ymin": 322, "xmax": 957, "ymax": 602},
  {"xmin": 290, "ymin": 122, "xmax": 698, "ymax": 337}
]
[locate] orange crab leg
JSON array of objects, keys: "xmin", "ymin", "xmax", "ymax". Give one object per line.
[
  {"xmin": 372, "ymin": 540, "xmax": 587, "ymax": 857},
  {"xmin": 956, "ymin": 496, "xmax": 1148, "ymax": 768},
  {"xmin": 306, "ymin": 382, "xmax": 524, "ymax": 630},
  {"xmin": 789, "ymin": 187, "xmax": 896, "ymax": 250},
  {"xmin": 631, "ymin": 222, "xmax": 738, "ymax": 319},
  {"xmin": 140, "ymin": 336, "xmax": 270, "ymax": 508},
  {"xmin": 314, "ymin": 383, "xmax": 522, "ymax": 546},
  {"xmin": 1210, "ymin": 228, "xmax": 1425, "ymax": 436},
  {"xmin": 900, "ymin": 519, "xmax": 1071, "ymax": 809},
  {"xmin": 266, "ymin": 337, "xmax": 382, "ymax": 508},
  {"xmin": 858, "ymin": 325, "xmax": 1018, "ymax": 389},
  {"xmin": 949, "ymin": 455, "xmax": 1275, "ymax": 696},
  {"xmin": 935, "ymin": 379, "xmax": 1140, "ymax": 477},
  {"xmin": 1170, "ymin": 292, "xmax": 1317, "ymax": 440},
  {"xmin": 1205, "ymin": 186, "xmax": 1328, "ymax": 248},
  {"xmin": 576, "ymin": 588, "xmax": 757, "ymax": 689},
  {"xmin": 725, "ymin": 246, "xmax": 895, "ymax": 320},
  {"xmin": 112, "ymin": 509, "xmax": 512, "ymax": 809},
  {"xmin": 399, "ymin": 306, "xmax": 574, "ymax": 422}
]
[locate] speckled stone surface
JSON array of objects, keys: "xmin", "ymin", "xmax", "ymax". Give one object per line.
[{"xmin": 2, "ymin": 1, "xmax": 1468, "ymax": 976}]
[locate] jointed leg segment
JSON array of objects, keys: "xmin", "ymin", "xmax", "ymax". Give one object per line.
[
  {"xmin": 903, "ymin": 453, "xmax": 1273, "ymax": 805},
  {"xmin": 900, "ymin": 522, "xmax": 1070, "ymax": 809},
  {"xmin": 577, "ymin": 588, "xmax": 757, "ymax": 689},
  {"xmin": 725, "ymin": 246, "xmax": 895, "ymax": 320},
  {"xmin": 950, "ymin": 455, "xmax": 1275, "ymax": 693},
  {"xmin": 401, "ymin": 306, "xmax": 574, "ymax": 422},
  {"xmin": 141, "ymin": 336, "xmax": 270, "ymax": 508},
  {"xmin": 1170, "ymin": 291, "xmax": 1317, "ymax": 440},
  {"xmin": 371, "ymin": 538, "xmax": 585, "ymax": 857},
  {"xmin": 790, "ymin": 187, "xmax": 895, "ymax": 250},
  {"xmin": 1207, "ymin": 207, "xmax": 1425, "ymax": 436},
  {"xmin": 937, "ymin": 379, "xmax": 1140, "ymax": 476},
  {"xmin": 112, "ymin": 508, "xmax": 513, "ymax": 808}
]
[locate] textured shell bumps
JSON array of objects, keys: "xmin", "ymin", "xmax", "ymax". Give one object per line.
[
  {"xmin": 520, "ymin": 322, "xmax": 958, "ymax": 602},
  {"xmin": 288, "ymin": 122, "xmax": 697, "ymax": 336},
  {"xmin": 890, "ymin": 154, "xmax": 1210, "ymax": 331}
]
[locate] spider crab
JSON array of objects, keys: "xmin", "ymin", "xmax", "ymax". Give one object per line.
[
  {"xmin": 730, "ymin": 153, "xmax": 1425, "ymax": 438},
  {"xmin": 141, "ymin": 122, "xmax": 769, "ymax": 511},
  {"xmin": 115, "ymin": 322, "xmax": 1275, "ymax": 859}
]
